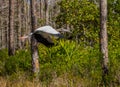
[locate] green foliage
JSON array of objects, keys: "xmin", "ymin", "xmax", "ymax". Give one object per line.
[
  {"xmin": 55, "ymin": 0, "xmax": 99, "ymax": 45},
  {"xmin": 38, "ymin": 40, "xmax": 120, "ymax": 86},
  {"xmin": 0, "ymin": 40, "xmax": 120, "ymax": 86},
  {"xmin": 107, "ymin": 0, "xmax": 120, "ymax": 44},
  {"xmin": 55, "ymin": 0, "xmax": 120, "ymax": 47},
  {"xmin": 2, "ymin": 49, "xmax": 32, "ymax": 75},
  {"xmin": 0, "ymin": 49, "xmax": 8, "ymax": 75}
]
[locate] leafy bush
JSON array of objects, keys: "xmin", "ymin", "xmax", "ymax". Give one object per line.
[{"xmin": 4, "ymin": 49, "xmax": 31, "ymax": 75}]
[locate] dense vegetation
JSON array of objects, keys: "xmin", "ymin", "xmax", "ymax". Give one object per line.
[
  {"xmin": 0, "ymin": 40, "xmax": 120, "ymax": 86},
  {"xmin": 0, "ymin": 0, "xmax": 120, "ymax": 86}
]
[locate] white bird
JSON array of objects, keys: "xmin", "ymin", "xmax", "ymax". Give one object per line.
[{"xmin": 20, "ymin": 25, "xmax": 71, "ymax": 47}]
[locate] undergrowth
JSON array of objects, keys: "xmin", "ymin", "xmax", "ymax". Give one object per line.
[{"xmin": 0, "ymin": 40, "xmax": 120, "ymax": 87}]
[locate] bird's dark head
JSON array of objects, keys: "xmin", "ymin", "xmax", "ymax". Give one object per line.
[{"xmin": 54, "ymin": 34, "xmax": 64, "ymax": 38}]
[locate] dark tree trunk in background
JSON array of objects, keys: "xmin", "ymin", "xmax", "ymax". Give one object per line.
[
  {"xmin": 18, "ymin": 0, "xmax": 22, "ymax": 49},
  {"xmin": 8, "ymin": 0, "xmax": 15, "ymax": 56},
  {"xmin": 0, "ymin": 0, "xmax": 4, "ymax": 49},
  {"xmin": 44, "ymin": 0, "xmax": 49, "ymax": 25},
  {"xmin": 30, "ymin": 0, "xmax": 40, "ymax": 78},
  {"xmin": 0, "ymin": 0, "xmax": 3, "ymax": 49},
  {"xmin": 100, "ymin": 0, "xmax": 108, "ymax": 85}
]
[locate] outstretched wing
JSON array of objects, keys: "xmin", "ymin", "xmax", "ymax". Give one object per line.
[
  {"xmin": 33, "ymin": 32, "xmax": 54, "ymax": 47},
  {"xmin": 34, "ymin": 26, "xmax": 60, "ymax": 35}
]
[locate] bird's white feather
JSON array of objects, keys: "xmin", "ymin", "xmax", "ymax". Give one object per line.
[{"xmin": 34, "ymin": 26, "xmax": 60, "ymax": 35}]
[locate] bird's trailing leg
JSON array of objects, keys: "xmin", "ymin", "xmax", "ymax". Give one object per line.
[
  {"xmin": 19, "ymin": 33, "xmax": 33, "ymax": 42},
  {"xmin": 19, "ymin": 35, "xmax": 29, "ymax": 42}
]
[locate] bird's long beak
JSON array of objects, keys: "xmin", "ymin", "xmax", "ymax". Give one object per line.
[{"xmin": 57, "ymin": 28, "xmax": 72, "ymax": 33}]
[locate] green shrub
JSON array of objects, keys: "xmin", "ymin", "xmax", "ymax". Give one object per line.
[{"xmin": 4, "ymin": 49, "xmax": 31, "ymax": 75}]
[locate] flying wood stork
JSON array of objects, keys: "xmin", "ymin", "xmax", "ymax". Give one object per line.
[{"xmin": 20, "ymin": 26, "xmax": 71, "ymax": 47}]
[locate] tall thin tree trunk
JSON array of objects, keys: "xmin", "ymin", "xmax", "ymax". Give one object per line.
[
  {"xmin": 30, "ymin": 0, "xmax": 40, "ymax": 78},
  {"xmin": 18, "ymin": 0, "xmax": 22, "ymax": 49},
  {"xmin": 40, "ymin": 0, "xmax": 44, "ymax": 25},
  {"xmin": 2, "ymin": 20, "xmax": 7, "ymax": 49},
  {"xmin": 100, "ymin": 0, "xmax": 108, "ymax": 85},
  {"xmin": 8, "ymin": 0, "xmax": 15, "ymax": 55},
  {"xmin": 27, "ymin": 3, "xmax": 31, "ymax": 36},
  {"xmin": 0, "ymin": 9, "xmax": 2, "ymax": 49},
  {"xmin": 5, "ymin": 19, "xmax": 8, "ymax": 48},
  {"xmin": 0, "ymin": 0, "xmax": 3, "ymax": 49},
  {"xmin": 44, "ymin": 0, "xmax": 49, "ymax": 25}
]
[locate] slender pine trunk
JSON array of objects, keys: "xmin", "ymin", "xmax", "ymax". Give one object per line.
[
  {"xmin": 8, "ymin": 0, "xmax": 15, "ymax": 56},
  {"xmin": 30, "ymin": 0, "xmax": 40, "ymax": 78},
  {"xmin": 100, "ymin": 0, "xmax": 109, "ymax": 85}
]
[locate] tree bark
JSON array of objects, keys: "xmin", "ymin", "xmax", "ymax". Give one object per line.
[
  {"xmin": 0, "ymin": 0, "xmax": 2, "ymax": 48},
  {"xmin": 18, "ymin": 0, "xmax": 22, "ymax": 49},
  {"xmin": 44, "ymin": 0, "xmax": 49, "ymax": 25},
  {"xmin": 30, "ymin": 0, "xmax": 40, "ymax": 78},
  {"xmin": 100, "ymin": 0, "xmax": 108, "ymax": 84},
  {"xmin": 8, "ymin": 0, "xmax": 15, "ymax": 55}
]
